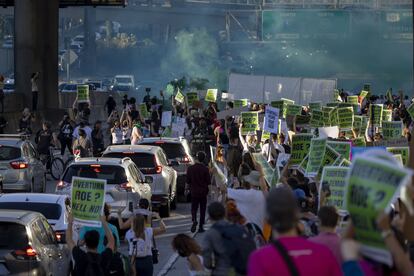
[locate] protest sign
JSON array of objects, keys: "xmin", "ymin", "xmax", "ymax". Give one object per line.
[
  {"xmin": 322, "ymin": 107, "xmax": 334, "ymax": 127},
  {"xmin": 393, "ymin": 154, "xmax": 404, "ymax": 166},
  {"xmin": 321, "ymin": 145, "xmax": 341, "ymax": 168},
  {"xmin": 360, "ymin": 90, "xmax": 369, "ymax": 100},
  {"xmin": 276, "ymin": 153, "xmax": 291, "ymax": 168},
  {"xmin": 186, "ymin": 92, "xmax": 199, "ymax": 106},
  {"xmin": 234, "ymin": 99, "xmax": 248, "ymax": 108},
  {"xmin": 252, "ymin": 153, "xmax": 275, "ymax": 187},
  {"xmin": 327, "ymin": 102, "xmax": 339, "ymax": 108},
  {"xmin": 205, "ymin": 89, "xmax": 218, "ymax": 102},
  {"xmin": 71, "ymin": 177, "xmax": 106, "ymax": 227},
  {"xmin": 318, "ymin": 126, "xmax": 339, "ymax": 139},
  {"xmin": 353, "ymin": 115, "xmax": 368, "ymax": 136},
  {"xmin": 345, "ymin": 153, "xmax": 412, "ymax": 266},
  {"xmin": 309, "ymin": 102, "xmax": 321, "ymax": 111},
  {"xmin": 305, "ymin": 138, "xmax": 327, "ymax": 177},
  {"xmin": 241, "ymin": 112, "xmax": 259, "ymax": 135},
  {"xmin": 175, "ymin": 89, "xmax": 185, "ymax": 103},
  {"xmin": 290, "ymin": 133, "xmax": 313, "ymax": 166},
  {"xmin": 407, "ymin": 103, "xmax": 414, "ymax": 120},
  {"xmin": 286, "ymin": 104, "xmax": 302, "ymax": 116},
  {"xmin": 320, "ymin": 166, "xmax": 349, "ymax": 210},
  {"xmin": 295, "ymin": 115, "xmax": 310, "ymax": 128},
  {"xmin": 340, "ymin": 158, "xmax": 351, "ymax": 167},
  {"xmin": 327, "ymin": 141, "xmax": 352, "ymax": 160},
  {"xmin": 261, "ymin": 131, "xmax": 270, "ymax": 143},
  {"xmin": 369, "ymin": 104, "xmax": 383, "ymax": 127},
  {"xmin": 347, "ymin": 95, "xmax": 359, "ymax": 105},
  {"xmin": 382, "ymin": 109, "xmax": 392, "ymax": 122},
  {"xmin": 386, "ymin": 147, "xmax": 409, "ymax": 166},
  {"xmin": 271, "ymin": 99, "xmax": 294, "ymax": 118},
  {"xmin": 139, "ymin": 103, "xmax": 149, "ymax": 119},
  {"xmin": 373, "ymin": 137, "xmax": 408, "ymax": 147},
  {"xmin": 310, "ymin": 110, "xmax": 323, "ymax": 128},
  {"xmin": 382, "ymin": 121, "xmax": 403, "ymax": 140},
  {"xmin": 264, "ymin": 106, "xmax": 280, "ymax": 134},
  {"xmin": 352, "ymin": 137, "xmax": 366, "ymax": 147},
  {"xmin": 271, "ymin": 166, "xmax": 280, "ymax": 187},
  {"xmin": 77, "ymin": 85, "xmax": 90, "ymax": 103},
  {"xmin": 337, "ymin": 107, "xmax": 354, "ymax": 130},
  {"xmin": 161, "ymin": 111, "xmax": 172, "ymax": 127}
]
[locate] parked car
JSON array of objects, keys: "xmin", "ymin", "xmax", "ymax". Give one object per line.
[
  {"xmin": 61, "ymin": 83, "xmax": 77, "ymax": 93},
  {"xmin": 0, "ymin": 135, "xmax": 46, "ymax": 192},
  {"xmin": 102, "ymin": 145, "xmax": 177, "ymax": 217},
  {"xmin": 0, "ymin": 193, "xmax": 69, "ymax": 243},
  {"xmin": 56, "ymin": 157, "xmax": 152, "ymax": 221},
  {"xmin": 0, "ymin": 209, "xmax": 71, "ymax": 275},
  {"xmin": 138, "ymin": 137, "xmax": 194, "ymax": 202}
]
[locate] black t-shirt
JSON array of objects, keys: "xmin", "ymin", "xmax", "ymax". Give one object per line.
[
  {"xmin": 60, "ymin": 122, "xmax": 73, "ymax": 139},
  {"xmin": 72, "ymin": 246, "xmax": 113, "ymax": 276},
  {"xmin": 36, "ymin": 129, "xmax": 53, "ymax": 155}
]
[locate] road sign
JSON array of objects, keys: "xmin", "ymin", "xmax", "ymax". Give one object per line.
[{"xmin": 63, "ymin": 50, "xmax": 78, "ymax": 66}]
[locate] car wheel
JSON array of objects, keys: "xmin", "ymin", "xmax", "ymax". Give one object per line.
[{"xmin": 159, "ymin": 200, "xmax": 170, "ymax": 218}]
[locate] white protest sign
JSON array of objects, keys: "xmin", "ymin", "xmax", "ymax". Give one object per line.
[
  {"xmin": 264, "ymin": 106, "xmax": 280, "ymax": 134},
  {"xmin": 318, "ymin": 126, "xmax": 339, "ymax": 139},
  {"xmin": 161, "ymin": 111, "xmax": 172, "ymax": 127}
]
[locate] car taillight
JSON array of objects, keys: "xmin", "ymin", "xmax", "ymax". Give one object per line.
[
  {"xmin": 13, "ymin": 246, "xmax": 37, "ymax": 259},
  {"xmin": 117, "ymin": 182, "xmax": 132, "ymax": 192},
  {"xmin": 57, "ymin": 181, "xmax": 70, "ymax": 190},
  {"xmin": 10, "ymin": 161, "xmax": 28, "ymax": 169},
  {"xmin": 181, "ymin": 155, "xmax": 191, "ymax": 163},
  {"xmin": 155, "ymin": 165, "xmax": 162, "ymax": 174},
  {"xmin": 55, "ymin": 231, "xmax": 66, "ymax": 243}
]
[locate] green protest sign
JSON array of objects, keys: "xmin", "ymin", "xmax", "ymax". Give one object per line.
[
  {"xmin": 320, "ymin": 145, "xmax": 341, "ymax": 169},
  {"xmin": 369, "ymin": 104, "xmax": 383, "ymax": 127},
  {"xmin": 271, "ymin": 101, "xmax": 284, "ymax": 117},
  {"xmin": 327, "ymin": 102, "xmax": 339, "ymax": 108},
  {"xmin": 252, "ymin": 153, "xmax": 275, "ymax": 187},
  {"xmin": 352, "ymin": 137, "xmax": 366, "ymax": 147},
  {"xmin": 205, "ymin": 89, "xmax": 218, "ymax": 102},
  {"xmin": 382, "ymin": 109, "xmax": 392, "ymax": 122},
  {"xmin": 261, "ymin": 130, "xmax": 270, "ymax": 143},
  {"xmin": 186, "ymin": 92, "xmax": 199, "ymax": 106},
  {"xmin": 320, "ymin": 166, "xmax": 349, "ymax": 210},
  {"xmin": 339, "ymin": 102, "xmax": 358, "ymax": 114},
  {"xmin": 290, "ymin": 133, "xmax": 313, "ymax": 166},
  {"xmin": 305, "ymin": 138, "xmax": 327, "ymax": 177},
  {"xmin": 241, "ymin": 112, "xmax": 259, "ymax": 135},
  {"xmin": 286, "ymin": 104, "xmax": 302, "ymax": 116},
  {"xmin": 322, "ymin": 107, "xmax": 335, "ymax": 127},
  {"xmin": 340, "ymin": 158, "xmax": 352, "ymax": 167},
  {"xmin": 345, "ymin": 154, "xmax": 412, "ymax": 265},
  {"xmin": 234, "ymin": 99, "xmax": 248, "ymax": 108},
  {"xmin": 327, "ymin": 141, "xmax": 352, "ymax": 160},
  {"xmin": 393, "ymin": 154, "xmax": 404, "ymax": 166},
  {"xmin": 337, "ymin": 107, "xmax": 354, "ymax": 130},
  {"xmin": 309, "ymin": 102, "xmax": 321, "ymax": 111},
  {"xmin": 77, "ymin": 85, "xmax": 90, "ymax": 103},
  {"xmin": 139, "ymin": 103, "xmax": 149, "ymax": 119},
  {"xmin": 353, "ymin": 115, "xmax": 367, "ymax": 136},
  {"xmin": 175, "ymin": 89, "xmax": 185, "ymax": 103},
  {"xmin": 347, "ymin": 96, "xmax": 359, "ymax": 105},
  {"xmin": 310, "ymin": 110, "xmax": 324, "ymax": 128},
  {"xmin": 386, "ymin": 147, "xmax": 409, "ymax": 166},
  {"xmin": 71, "ymin": 177, "xmax": 106, "ymax": 227},
  {"xmin": 382, "ymin": 121, "xmax": 403, "ymax": 140},
  {"xmin": 295, "ymin": 115, "xmax": 310, "ymax": 128},
  {"xmin": 360, "ymin": 90, "xmax": 369, "ymax": 100},
  {"xmin": 407, "ymin": 103, "xmax": 414, "ymax": 120}
]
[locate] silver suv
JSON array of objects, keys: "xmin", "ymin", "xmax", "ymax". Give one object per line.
[
  {"xmin": 56, "ymin": 157, "xmax": 152, "ymax": 221},
  {"xmin": 102, "ymin": 145, "xmax": 177, "ymax": 217},
  {"xmin": 138, "ymin": 137, "xmax": 194, "ymax": 202},
  {"xmin": 0, "ymin": 135, "xmax": 46, "ymax": 192}
]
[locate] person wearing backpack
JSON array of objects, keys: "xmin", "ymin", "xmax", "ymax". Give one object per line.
[{"xmin": 66, "ymin": 213, "xmax": 114, "ymax": 276}]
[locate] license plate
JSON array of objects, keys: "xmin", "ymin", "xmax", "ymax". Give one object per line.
[
  {"xmin": 105, "ymin": 194, "xmax": 114, "ymax": 203},
  {"xmin": 0, "ymin": 264, "xmax": 9, "ymax": 275}
]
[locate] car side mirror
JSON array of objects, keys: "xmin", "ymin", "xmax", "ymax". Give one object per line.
[
  {"xmin": 144, "ymin": 176, "xmax": 153, "ymax": 184},
  {"xmin": 169, "ymin": 160, "xmax": 179, "ymax": 166}
]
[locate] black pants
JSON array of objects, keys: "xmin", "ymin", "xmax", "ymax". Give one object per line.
[
  {"xmin": 191, "ymin": 195, "xmax": 207, "ymax": 226},
  {"xmin": 32, "ymin": 91, "xmax": 38, "ymax": 111},
  {"xmin": 134, "ymin": 256, "xmax": 153, "ymax": 276},
  {"xmin": 59, "ymin": 138, "xmax": 72, "ymax": 156}
]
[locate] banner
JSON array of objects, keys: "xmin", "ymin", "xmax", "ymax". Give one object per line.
[
  {"xmin": 369, "ymin": 104, "xmax": 383, "ymax": 127},
  {"xmin": 286, "ymin": 104, "xmax": 302, "ymax": 116},
  {"xmin": 290, "ymin": 133, "xmax": 313, "ymax": 166},
  {"xmin": 305, "ymin": 138, "xmax": 327, "ymax": 177},
  {"xmin": 386, "ymin": 147, "xmax": 409, "ymax": 166},
  {"xmin": 337, "ymin": 107, "xmax": 354, "ymax": 130},
  {"xmin": 234, "ymin": 99, "xmax": 248, "ymax": 108},
  {"xmin": 175, "ymin": 89, "xmax": 185, "ymax": 103},
  {"xmin": 347, "ymin": 95, "xmax": 359, "ymax": 105},
  {"xmin": 382, "ymin": 109, "xmax": 392, "ymax": 122},
  {"xmin": 241, "ymin": 112, "xmax": 259, "ymax": 135},
  {"xmin": 382, "ymin": 121, "xmax": 403, "ymax": 140},
  {"xmin": 345, "ymin": 152, "xmax": 412, "ymax": 266},
  {"xmin": 205, "ymin": 89, "xmax": 218, "ymax": 102},
  {"xmin": 186, "ymin": 92, "xmax": 199, "ymax": 106},
  {"xmin": 71, "ymin": 177, "xmax": 106, "ymax": 227},
  {"xmin": 327, "ymin": 141, "xmax": 352, "ymax": 161},
  {"xmin": 408, "ymin": 103, "xmax": 414, "ymax": 120},
  {"xmin": 309, "ymin": 102, "xmax": 322, "ymax": 111},
  {"xmin": 161, "ymin": 111, "xmax": 172, "ymax": 127},
  {"xmin": 264, "ymin": 106, "xmax": 280, "ymax": 134},
  {"xmin": 319, "ymin": 166, "xmax": 349, "ymax": 210},
  {"xmin": 77, "ymin": 85, "xmax": 90, "ymax": 103}
]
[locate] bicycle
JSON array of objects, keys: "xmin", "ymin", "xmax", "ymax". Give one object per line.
[{"xmin": 41, "ymin": 148, "xmax": 65, "ymax": 180}]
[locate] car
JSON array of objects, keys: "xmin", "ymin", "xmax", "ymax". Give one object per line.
[
  {"xmin": 0, "ymin": 209, "xmax": 71, "ymax": 275},
  {"xmin": 102, "ymin": 145, "xmax": 177, "ymax": 218},
  {"xmin": 86, "ymin": 80, "xmax": 104, "ymax": 92},
  {"xmin": 112, "ymin": 75, "xmax": 135, "ymax": 94},
  {"xmin": 56, "ymin": 157, "xmax": 152, "ymax": 221},
  {"xmin": 3, "ymin": 81, "xmax": 14, "ymax": 93},
  {"xmin": 138, "ymin": 137, "xmax": 194, "ymax": 202},
  {"xmin": 69, "ymin": 43, "xmax": 82, "ymax": 54},
  {"xmin": 2, "ymin": 38, "xmax": 13, "ymax": 49},
  {"xmin": 61, "ymin": 83, "xmax": 78, "ymax": 93},
  {"xmin": 71, "ymin": 35, "xmax": 84, "ymax": 47},
  {"xmin": 0, "ymin": 135, "xmax": 46, "ymax": 192}
]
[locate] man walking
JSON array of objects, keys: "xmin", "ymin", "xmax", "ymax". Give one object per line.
[{"xmin": 186, "ymin": 151, "xmax": 210, "ymax": 233}]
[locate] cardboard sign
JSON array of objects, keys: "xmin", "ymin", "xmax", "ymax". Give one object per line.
[
  {"xmin": 305, "ymin": 138, "xmax": 327, "ymax": 177},
  {"xmin": 345, "ymin": 152, "xmax": 412, "ymax": 266},
  {"xmin": 386, "ymin": 147, "xmax": 409, "ymax": 166},
  {"xmin": 382, "ymin": 121, "xmax": 403, "ymax": 140},
  {"xmin": 327, "ymin": 141, "xmax": 352, "ymax": 160},
  {"xmin": 71, "ymin": 177, "xmax": 106, "ymax": 227},
  {"xmin": 186, "ymin": 92, "xmax": 199, "ymax": 106},
  {"xmin": 161, "ymin": 111, "xmax": 172, "ymax": 127},
  {"xmin": 286, "ymin": 104, "xmax": 302, "ymax": 116},
  {"xmin": 369, "ymin": 104, "xmax": 383, "ymax": 127},
  {"xmin": 382, "ymin": 109, "xmax": 393, "ymax": 122},
  {"xmin": 271, "ymin": 98, "xmax": 294, "ymax": 118},
  {"xmin": 205, "ymin": 89, "xmax": 218, "ymax": 102},
  {"xmin": 241, "ymin": 112, "xmax": 259, "ymax": 135},
  {"xmin": 139, "ymin": 103, "xmax": 149, "ymax": 119},
  {"xmin": 234, "ymin": 99, "xmax": 248, "ymax": 108},
  {"xmin": 310, "ymin": 110, "xmax": 324, "ymax": 128},
  {"xmin": 290, "ymin": 133, "xmax": 313, "ymax": 166},
  {"xmin": 175, "ymin": 89, "xmax": 185, "ymax": 103},
  {"xmin": 320, "ymin": 166, "xmax": 349, "ymax": 210},
  {"xmin": 263, "ymin": 106, "xmax": 280, "ymax": 134},
  {"xmin": 360, "ymin": 90, "xmax": 369, "ymax": 100},
  {"xmin": 77, "ymin": 85, "xmax": 90, "ymax": 103},
  {"xmin": 337, "ymin": 107, "xmax": 354, "ymax": 130}
]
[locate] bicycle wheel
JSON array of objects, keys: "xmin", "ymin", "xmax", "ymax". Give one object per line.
[
  {"xmin": 50, "ymin": 157, "xmax": 65, "ymax": 180},
  {"xmin": 64, "ymin": 156, "xmax": 75, "ymax": 169}
]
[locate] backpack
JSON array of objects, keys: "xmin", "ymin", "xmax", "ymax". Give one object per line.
[
  {"xmin": 245, "ymin": 223, "xmax": 266, "ymax": 248},
  {"xmin": 213, "ymin": 223, "xmax": 257, "ymax": 275},
  {"xmin": 85, "ymin": 253, "xmax": 104, "ymax": 276}
]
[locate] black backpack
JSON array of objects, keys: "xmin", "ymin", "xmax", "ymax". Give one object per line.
[
  {"xmin": 85, "ymin": 253, "xmax": 105, "ymax": 276},
  {"xmin": 213, "ymin": 223, "xmax": 257, "ymax": 275}
]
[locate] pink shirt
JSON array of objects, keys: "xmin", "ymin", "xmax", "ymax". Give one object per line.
[
  {"xmin": 309, "ymin": 232, "xmax": 342, "ymax": 265},
  {"xmin": 248, "ymin": 236, "xmax": 342, "ymax": 276}
]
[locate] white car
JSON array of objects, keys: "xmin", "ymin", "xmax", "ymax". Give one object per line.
[
  {"xmin": 0, "ymin": 193, "xmax": 69, "ymax": 243},
  {"xmin": 71, "ymin": 35, "xmax": 84, "ymax": 48},
  {"xmin": 102, "ymin": 145, "xmax": 177, "ymax": 217}
]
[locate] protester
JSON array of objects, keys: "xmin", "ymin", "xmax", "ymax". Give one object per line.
[
  {"xmin": 122, "ymin": 120, "xmax": 132, "ymax": 144},
  {"xmin": 73, "ymin": 121, "xmax": 92, "ymax": 140},
  {"xmin": 72, "ymin": 128, "xmax": 92, "ymax": 157},
  {"xmin": 35, "ymin": 121, "xmax": 57, "ymax": 167},
  {"xmin": 18, "ymin": 108, "xmax": 33, "ymax": 134},
  {"xmin": 58, "ymin": 113, "xmax": 74, "ymax": 156},
  {"xmin": 111, "ymin": 120, "xmax": 123, "ymax": 145},
  {"xmin": 105, "ymin": 95, "xmax": 117, "ymax": 117},
  {"xmin": 31, "ymin": 72, "xmax": 39, "ymax": 111},
  {"xmin": 131, "ymin": 120, "xmax": 144, "ymax": 145},
  {"xmin": 91, "ymin": 120, "xmax": 104, "ymax": 156},
  {"xmin": 187, "ymin": 151, "xmax": 211, "ymax": 233},
  {"xmin": 172, "ymin": 234, "xmax": 207, "ymax": 275}
]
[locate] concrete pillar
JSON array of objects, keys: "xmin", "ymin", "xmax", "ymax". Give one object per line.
[
  {"xmin": 14, "ymin": 0, "xmax": 59, "ymax": 111},
  {"xmin": 83, "ymin": 7, "xmax": 97, "ymax": 75}
]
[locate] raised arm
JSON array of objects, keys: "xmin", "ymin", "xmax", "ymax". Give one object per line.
[
  {"xmin": 101, "ymin": 216, "xmax": 115, "ymax": 252},
  {"xmin": 152, "ymin": 213, "xmax": 166, "ymax": 236},
  {"xmin": 66, "ymin": 213, "xmax": 76, "ymax": 251}
]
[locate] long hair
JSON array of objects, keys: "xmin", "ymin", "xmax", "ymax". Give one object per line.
[
  {"xmin": 172, "ymin": 234, "xmax": 201, "ymax": 257},
  {"xmin": 133, "ymin": 214, "xmax": 146, "ymax": 240}
]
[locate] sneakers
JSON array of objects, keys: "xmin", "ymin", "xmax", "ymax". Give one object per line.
[
  {"xmin": 198, "ymin": 226, "xmax": 205, "ymax": 233},
  {"xmin": 191, "ymin": 222, "xmax": 197, "ymax": 233}
]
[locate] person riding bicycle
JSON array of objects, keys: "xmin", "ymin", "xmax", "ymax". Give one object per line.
[{"xmin": 35, "ymin": 121, "xmax": 57, "ymax": 168}]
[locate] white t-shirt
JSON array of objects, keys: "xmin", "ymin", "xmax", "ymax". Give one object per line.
[
  {"xmin": 112, "ymin": 127, "xmax": 123, "ymax": 144},
  {"xmin": 126, "ymin": 228, "xmax": 153, "ymax": 257},
  {"xmin": 31, "ymin": 77, "xmax": 38, "ymax": 92},
  {"xmin": 227, "ymin": 188, "xmax": 266, "ymax": 230}
]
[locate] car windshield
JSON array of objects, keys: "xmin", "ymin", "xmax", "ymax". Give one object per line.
[
  {"xmin": 4, "ymin": 83, "xmax": 14, "ymax": 90},
  {"xmin": 0, "ymin": 146, "xmax": 21, "ymax": 160},
  {"xmin": 63, "ymin": 164, "xmax": 128, "ymax": 184},
  {"xmin": 115, "ymin": 77, "xmax": 132, "ymax": 83},
  {"xmin": 141, "ymin": 143, "xmax": 185, "ymax": 159},
  {"xmin": 103, "ymin": 152, "xmax": 156, "ymax": 168},
  {"xmin": 0, "ymin": 202, "xmax": 62, "ymax": 220},
  {"xmin": 114, "ymin": 85, "xmax": 131, "ymax": 91},
  {"xmin": 0, "ymin": 222, "xmax": 28, "ymax": 250}
]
